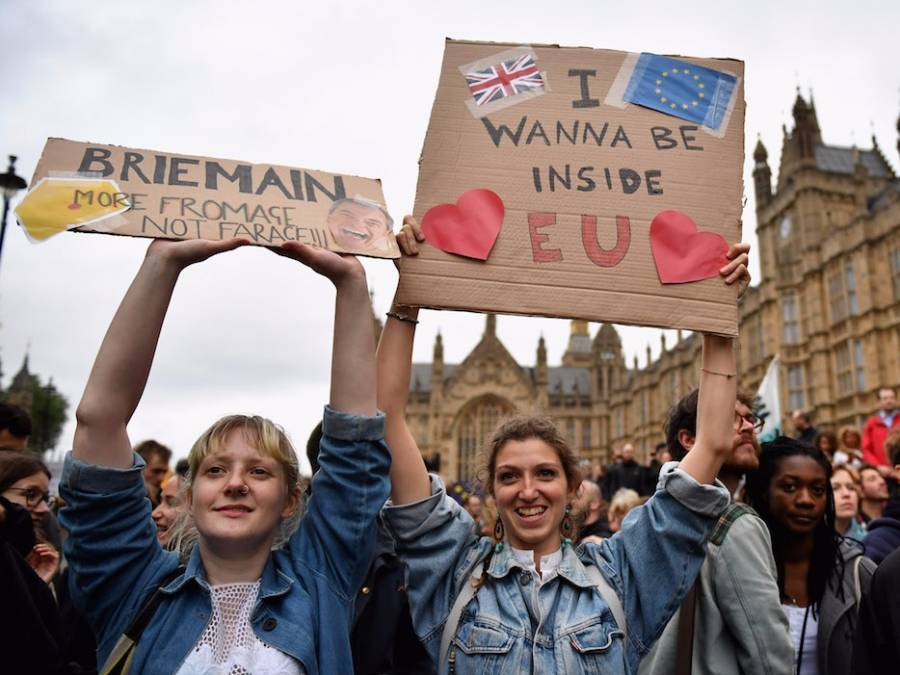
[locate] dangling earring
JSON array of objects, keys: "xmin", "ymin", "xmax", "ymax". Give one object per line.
[
  {"xmin": 560, "ymin": 504, "xmax": 574, "ymax": 548},
  {"xmin": 493, "ymin": 518, "xmax": 505, "ymax": 553}
]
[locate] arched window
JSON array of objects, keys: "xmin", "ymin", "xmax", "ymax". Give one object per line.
[{"xmin": 456, "ymin": 397, "xmax": 513, "ymax": 481}]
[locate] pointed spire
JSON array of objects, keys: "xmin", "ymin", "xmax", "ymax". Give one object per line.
[
  {"xmin": 753, "ymin": 136, "xmax": 768, "ymax": 163},
  {"xmin": 646, "ymin": 344, "xmax": 652, "ymax": 367},
  {"xmin": 633, "ymin": 355, "xmax": 639, "ymax": 370},
  {"xmin": 677, "ymin": 328, "xmax": 683, "ymax": 344},
  {"xmin": 660, "ymin": 333, "xmax": 667, "ymax": 352},
  {"xmin": 485, "ymin": 313, "xmax": 496, "ymax": 337},
  {"xmin": 537, "ymin": 334, "xmax": 547, "ymax": 366}
]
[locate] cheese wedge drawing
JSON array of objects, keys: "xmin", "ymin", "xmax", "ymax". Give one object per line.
[{"xmin": 15, "ymin": 177, "xmax": 131, "ymax": 242}]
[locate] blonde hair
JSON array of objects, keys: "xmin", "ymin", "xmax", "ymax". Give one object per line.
[
  {"xmin": 169, "ymin": 415, "xmax": 304, "ymax": 560},
  {"xmin": 608, "ymin": 488, "xmax": 641, "ymax": 528}
]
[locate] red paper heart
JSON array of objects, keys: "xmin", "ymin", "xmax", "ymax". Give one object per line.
[
  {"xmin": 420, "ymin": 189, "xmax": 504, "ymax": 260},
  {"xmin": 650, "ymin": 210, "xmax": 730, "ymax": 284}
]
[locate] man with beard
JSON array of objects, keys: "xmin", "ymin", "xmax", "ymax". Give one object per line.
[{"xmin": 638, "ymin": 390, "xmax": 793, "ymax": 675}]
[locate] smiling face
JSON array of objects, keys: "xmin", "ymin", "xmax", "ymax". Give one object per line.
[
  {"xmin": 188, "ymin": 429, "xmax": 299, "ymax": 557},
  {"xmin": 152, "ymin": 475, "xmax": 183, "ymax": 546},
  {"xmin": 492, "ymin": 438, "xmax": 574, "ymax": 558},
  {"xmin": 326, "ymin": 200, "xmax": 391, "ymax": 252},
  {"xmin": 2, "ymin": 471, "xmax": 50, "ymax": 525},
  {"xmin": 768, "ymin": 456, "xmax": 829, "ymax": 536},
  {"xmin": 830, "ymin": 468, "xmax": 859, "ymax": 521}
]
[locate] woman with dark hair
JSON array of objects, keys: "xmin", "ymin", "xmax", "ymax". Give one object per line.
[
  {"xmin": 814, "ymin": 431, "xmax": 838, "ymax": 463},
  {"xmin": 0, "ymin": 453, "xmax": 59, "ymax": 583},
  {"xmin": 746, "ymin": 437, "xmax": 876, "ymax": 675}
]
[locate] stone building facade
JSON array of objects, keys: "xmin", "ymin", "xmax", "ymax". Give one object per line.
[{"xmin": 406, "ymin": 93, "xmax": 900, "ymax": 482}]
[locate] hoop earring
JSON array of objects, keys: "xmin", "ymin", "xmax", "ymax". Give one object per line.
[
  {"xmin": 560, "ymin": 504, "xmax": 574, "ymax": 548},
  {"xmin": 493, "ymin": 518, "xmax": 505, "ymax": 553}
]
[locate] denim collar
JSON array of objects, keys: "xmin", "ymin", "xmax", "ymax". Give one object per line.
[
  {"xmin": 486, "ymin": 541, "xmax": 595, "ymax": 588},
  {"xmin": 161, "ymin": 547, "xmax": 293, "ymax": 600}
]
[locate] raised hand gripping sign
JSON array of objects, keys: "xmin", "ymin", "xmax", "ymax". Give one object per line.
[{"xmin": 397, "ymin": 39, "xmax": 745, "ymax": 335}]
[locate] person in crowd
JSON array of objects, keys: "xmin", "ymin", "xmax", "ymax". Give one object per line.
[
  {"xmin": 604, "ymin": 442, "xmax": 648, "ymax": 498},
  {"xmin": 862, "ymin": 386, "xmax": 900, "ymax": 468},
  {"xmin": 852, "ymin": 546, "xmax": 900, "ymax": 675},
  {"xmin": 376, "ymin": 216, "xmax": 750, "ymax": 673},
  {"xmin": 640, "ymin": 389, "xmax": 793, "ymax": 675},
  {"xmin": 134, "ymin": 439, "xmax": 173, "ymax": 507},
  {"xmin": 791, "ymin": 409, "xmax": 817, "ymax": 446},
  {"xmin": 862, "ymin": 445, "xmax": 900, "ymax": 564},
  {"xmin": 573, "ymin": 478, "xmax": 612, "ymax": 543},
  {"xmin": 858, "ymin": 464, "xmax": 889, "ymax": 523},
  {"xmin": 835, "ymin": 425, "xmax": 864, "ymax": 467},
  {"xmin": 607, "ymin": 488, "xmax": 642, "ymax": 533},
  {"xmin": 600, "ymin": 446, "xmax": 624, "ymax": 501},
  {"xmin": 58, "ymin": 237, "xmax": 389, "ymax": 674},
  {"xmin": 0, "ymin": 401, "xmax": 32, "ymax": 451},
  {"xmin": 151, "ymin": 471, "xmax": 184, "ymax": 548},
  {"xmin": 814, "ymin": 431, "xmax": 838, "ymax": 464},
  {"xmin": 462, "ymin": 494, "xmax": 483, "ymax": 522},
  {"xmin": 0, "ymin": 496, "xmax": 66, "ymax": 673},
  {"xmin": 830, "ymin": 464, "xmax": 867, "ymax": 542},
  {"xmin": 305, "ymin": 419, "xmax": 436, "ymax": 675},
  {"xmin": 885, "ymin": 429, "xmax": 900, "ymax": 493},
  {"xmin": 746, "ymin": 438, "xmax": 875, "ymax": 675},
  {"xmin": 0, "ymin": 452, "xmax": 59, "ymax": 584},
  {"xmin": 643, "ymin": 442, "xmax": 671, "ymax": 495}
]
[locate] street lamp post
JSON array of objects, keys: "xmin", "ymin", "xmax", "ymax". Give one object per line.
[{"xmin": 0, "ymin": 155, "xmax": 28, "ymax": 275}]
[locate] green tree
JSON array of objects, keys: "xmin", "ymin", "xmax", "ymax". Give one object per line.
[{"xmin": 28, "ymin": 377, "xmax": 69, "ymax": 456}]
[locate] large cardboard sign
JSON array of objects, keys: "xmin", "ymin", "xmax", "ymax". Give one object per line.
[
  {"xmin": 397, "ymin": 40, "xmax": 745, "ymax": 335},
  {"xmin": 16, "ymin": 138, "xmax": 399, "ymax": 258}
]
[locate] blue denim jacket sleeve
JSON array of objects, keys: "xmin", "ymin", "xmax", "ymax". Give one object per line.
[
  {"xmin": 382, "ymin": 474, "xmax": 484, "ymax": 657},
  {"xmin": 57, "ymin": 452, "xmax": 179, "ymax": 656},
  {"xmin": 289, "ymin": 405, "xmax": 391, "ymax": 602},
  {"xmin": 583, "ymin": 462, "xmax": 729, "ymax": 670}
]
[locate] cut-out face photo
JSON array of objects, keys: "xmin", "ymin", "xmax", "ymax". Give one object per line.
[{"xmin": 326, "ymin": 197, "xmax": 396, "ymax": 255}]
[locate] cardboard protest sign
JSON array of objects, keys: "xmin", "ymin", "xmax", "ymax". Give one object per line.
[
  {"xmin": 396, "ymin": 40, "xmax": 745, "ymax": 335},
  {"xmin": 16, "ymin": 138, "xmax": 399, "ymax": 259}
]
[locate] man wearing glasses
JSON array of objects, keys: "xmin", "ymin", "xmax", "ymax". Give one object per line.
[{"xmin": 639, "ymin": 390, "xmax": 794, "ymax": 675}]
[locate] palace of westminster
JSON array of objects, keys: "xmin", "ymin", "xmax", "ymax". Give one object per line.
[{"xmin": 397, "ymin": 92, "xmax": 900, "ymax": 481}]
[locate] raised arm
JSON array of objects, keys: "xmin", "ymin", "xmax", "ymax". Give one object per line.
[
  {"xmin": 73, "ymin": 238, "xmax": 248, "ymax": 468},
  {"xmin": 678, "ymin": 243, "xmax": 750, "ymax": 484},
  {"xmin": 376, "ymin": 217, "xmax": 431, "ymax": 504},
  {"xmin": 277, "ymin": 241, "xmax": 376, "ymax": 415}
]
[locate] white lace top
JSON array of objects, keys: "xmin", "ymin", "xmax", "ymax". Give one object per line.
[{"xmin": 177, "ymin": 581, "xmax": 303, "ymax": 675}]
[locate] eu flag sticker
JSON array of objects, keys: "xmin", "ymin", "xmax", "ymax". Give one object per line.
[{"xmin": 605, "ymin": 53, "xmax": 739, "ymax": 137}]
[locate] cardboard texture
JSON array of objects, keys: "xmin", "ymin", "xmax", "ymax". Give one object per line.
[
  {"xmin": 18, "ymin": 138, "xmax": 399, "ymax": 258},
  {"xmin": 397, "ymin": 39, "xmax": 745, "ymax": 335}
]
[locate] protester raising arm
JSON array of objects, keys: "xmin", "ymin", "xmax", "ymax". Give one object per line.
[
  {"xmin": 678, "ymin": 241, "xmax": 749, "ymax": 485},
  {"xmin": 73, "ymin": 238, "xmax": 248, "ymax": 468},
  {"xmin": 376, "ymin": 218, "xmax": 431, "ymax": 505}
]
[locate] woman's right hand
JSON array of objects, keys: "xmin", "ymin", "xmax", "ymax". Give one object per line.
[
  {"xmin": 28, "ymin": 543, "xmax": 60, "ymax": 584},
  {"xmin": 395, "ymin": 215, "xmax": 425, "ymax": 258}
]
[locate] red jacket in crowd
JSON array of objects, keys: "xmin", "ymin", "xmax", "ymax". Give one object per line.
[{"xmin": 861, "ymin": 413, "xmax": 900, "ymax": 466}]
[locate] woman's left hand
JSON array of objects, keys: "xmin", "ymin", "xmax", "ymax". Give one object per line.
[
  {"xmin": 720, "ymin": 242, "xmax": 751, "ymax": 297},
  {"xmin": 274, "ymin": 242, "xmax": 365, "ymax": 287},
  {"xmin": 28, "ymin": 543, "xmax": 60, "ymax": 584}
]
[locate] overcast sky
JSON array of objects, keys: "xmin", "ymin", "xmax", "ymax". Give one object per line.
[{"xmin": 1, "ymin": 1, "xmax": 897, "ymax": 472}]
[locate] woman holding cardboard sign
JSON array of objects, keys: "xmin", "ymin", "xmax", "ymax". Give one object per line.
[
  {"xmin": 59, "ymin": 237, "xmax": 390, "ymax": 674},
  {"xmin": 378, "ymin": 216, "xmax": 750, "ymax": 674}
]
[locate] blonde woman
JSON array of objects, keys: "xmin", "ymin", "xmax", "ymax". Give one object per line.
[{"xmin": 60, "ymin": 238, "xmax": 389, "ymax": 674}]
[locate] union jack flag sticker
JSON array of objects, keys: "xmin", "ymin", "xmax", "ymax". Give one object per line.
[{"xmin": 459, "ymin": 48, "xmax": 548, "ymax": 118}]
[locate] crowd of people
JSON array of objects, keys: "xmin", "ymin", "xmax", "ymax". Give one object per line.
[{"xmin": 1, "ymin": 219, "xmax": 899, "ymax": 674}]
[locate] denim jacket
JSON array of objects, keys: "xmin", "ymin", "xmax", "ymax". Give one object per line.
[
  {"xmin": 58, "ymin": 406, "xmax": 390, "ymax": 675},
  {"xmin": 383, "ymin": 463, "xmax": 730, "ymax": 674}
]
